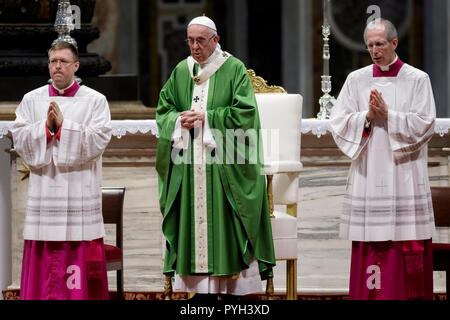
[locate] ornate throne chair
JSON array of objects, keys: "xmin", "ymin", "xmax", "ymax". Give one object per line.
[{"xmin": 248, "ymin": 70, "xmax": 303, "ymax": 300}]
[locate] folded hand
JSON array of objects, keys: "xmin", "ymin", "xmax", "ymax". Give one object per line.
[
  {"xmin": 47, "ymin": 102, "xmax": 64, "ymax": 131},
  {"xmin": 180, "ymin": 110, "xmax": 205, "ymax": 130}
]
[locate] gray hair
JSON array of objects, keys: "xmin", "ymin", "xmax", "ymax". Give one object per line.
[
  {"xmin": 363, "ymin": 18, "xmax": 398, "ymax": 44},
  {"xmin": 206, "ymin": 27, "xmax": 217, "ymax": 38}
]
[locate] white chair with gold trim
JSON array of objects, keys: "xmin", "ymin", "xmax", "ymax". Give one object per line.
[{"xmin": 249, "ymin": 70, "xmax": 303, "ymax": 300}]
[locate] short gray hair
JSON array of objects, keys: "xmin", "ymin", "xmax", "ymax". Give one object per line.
[{"xmin": 364, "ymin": 18, "xmax": 398, "ymax": 44}]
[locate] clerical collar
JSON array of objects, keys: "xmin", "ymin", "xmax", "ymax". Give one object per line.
[
  {"xmin": 373, "ymin": 55, "xmax": 404, "ymax": 77},
  {"xmin": 380, "ymin": 55, "xmax": 398, "ymax": 71},
  {"xmin": 49, "ymin": 80, "xmax": 80, "ymax": 97}
]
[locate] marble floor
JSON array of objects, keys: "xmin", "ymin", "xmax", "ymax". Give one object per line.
[{"xmin": 102, "ymin": 163, "xmax": 449, "ymax": 294}]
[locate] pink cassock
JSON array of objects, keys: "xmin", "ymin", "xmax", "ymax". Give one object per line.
[
  {"xmin": 20, "ymin": 239, "xmax": 109, "ymax": 300},
  {"xmin": 19, "ymin": 81, "xmax": 109, "ymax": 300},
  {"xmin": 349, "ymin": 240, "xmax": 433, "ymax": 300}
]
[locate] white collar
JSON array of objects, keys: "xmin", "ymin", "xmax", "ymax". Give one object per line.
[{"xmin": 379, "ymin": 55, "xmax": 398, "ymax": 72}]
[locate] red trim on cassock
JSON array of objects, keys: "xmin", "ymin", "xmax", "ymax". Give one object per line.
[
  {"xmin": 45, "ymin": 121, "xmax": 63, "ymax": 144},
  {"xmin": 46, "ymin": 122, "xmax": 53, "ymax": 144},
  {"xmin": 362, "ymin": 126, "xmax": 371, "ymax": 138},
  {"xmin": 54, "ymin": 123, "xmax": 62, "ymax": 141}
]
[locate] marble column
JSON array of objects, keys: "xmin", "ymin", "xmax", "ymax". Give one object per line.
[
  {"xmin": 117, "ymin": 0, "xmax": 138, "ymax": 75},
  {"xmin": 226, "ymin": 0, "xmax": 249, "ymax": 66},
  {"xmin": 282, "ymin": 0, "xmax": 313, "ymax": 118},
  {"xmin": 0, "ymin": 138, "xmax": 12, "ymax": 296},
  {"xmin": 425, "ymin": 0, "xmax": 450, "ymax": 117}
]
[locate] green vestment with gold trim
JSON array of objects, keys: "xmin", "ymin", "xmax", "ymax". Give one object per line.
[{"xmin": 156, "ymin": 55, "xmax": 275, "ymax": 280}]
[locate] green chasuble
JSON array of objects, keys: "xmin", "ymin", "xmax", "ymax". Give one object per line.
[{"xmin": 156, "ymin": 53, "xmax": 275, "ymax": 280}]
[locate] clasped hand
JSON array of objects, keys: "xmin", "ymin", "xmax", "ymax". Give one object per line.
[
  {"xmin": 180, "ymin": 110, "xmax": 205, "ymax": 130},
  {"xmin": 47, "ymin": 101, "xmax": 64, "ymax": 132},
  {"xmin": 367, "ymin": 89, "xmax": 388, "ymax": 121}
]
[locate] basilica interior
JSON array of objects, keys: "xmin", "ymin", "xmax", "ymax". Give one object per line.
[{"xmin": 0, "ymin": 0, "xmax": 449, "ymax": 301}]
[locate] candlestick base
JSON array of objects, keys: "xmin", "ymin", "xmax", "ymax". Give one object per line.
[
  {"xmin": 317, "ymin": 93, "xmax": 336, "ymax": 120},
  {"xmin": 317, "ymin": 75, "xmax": 336, "ymax": 120}
]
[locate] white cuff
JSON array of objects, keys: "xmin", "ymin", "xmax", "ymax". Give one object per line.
[
  {"xmin": 172, "ymin": 116, "xmax": 190, "ymax": 150},
  {"xmin": 203, "ymin": 113, "xmax": 216, "ymax": 148}
]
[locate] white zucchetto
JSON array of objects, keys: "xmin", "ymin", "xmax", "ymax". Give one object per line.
[{"xmin": 188, "ymin": 15, "xmax": 217, "ymax": 33}]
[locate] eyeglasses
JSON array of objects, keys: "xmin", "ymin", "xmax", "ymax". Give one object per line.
[
  {"xmin": 366, "ymin": 41, "xmax": 390, "ymax": 51},
  {"xmin": 185, "ymin": 34, "xmax": 216, "ymax": 47},
  {"xmin": 48, "ymin": 59, "xmax": 78, "ymax": 67}
]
